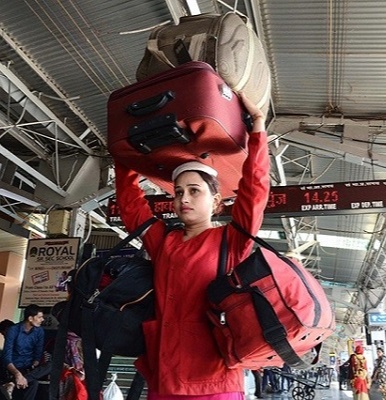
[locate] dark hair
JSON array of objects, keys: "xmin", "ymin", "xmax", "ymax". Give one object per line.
[
  {"xmin": 194, "ymin": 171, "xmax": 220, "ymax": 195},
  {"xmin": 0, "ymin": 319, "xmax": 14, "ymax": 334},
  {"xmin": 377, "ymin": 347, "xmax": 384, "ymax": 353},
  {"xmin": 23, "ymin": 304, "xmax": 43, "ymax": 321}
]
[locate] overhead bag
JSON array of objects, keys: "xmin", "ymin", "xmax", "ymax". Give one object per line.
[
  {"xmin": 108, "ymin": 61, "xmax": 250, "ymax": 199},
  {"xmin": 136, "ymin": 12, "xmax": 271, "ymax": 114}
]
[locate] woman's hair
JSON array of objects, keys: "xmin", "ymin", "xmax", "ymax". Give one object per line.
[
  {"xmin": 195, "ymin": 170, "xmax": 220, "ymax": 195},
  {"xmin": 197, "ymin": 171, "xmax": 222, "ymax": 215},
  {"xmin": 377, "ymin": 347, "xmax": 384, "ymax": 353}
]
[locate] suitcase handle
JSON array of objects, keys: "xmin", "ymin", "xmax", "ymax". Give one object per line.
[
  {"xmin": 128, "ymin": 114, "xmax": 191, "ymax": 154},
  {"xmin": 127, "ymin": 91, "xmax": 175, "ymax": 116}
]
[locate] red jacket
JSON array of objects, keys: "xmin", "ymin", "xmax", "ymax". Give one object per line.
[{"xmin": 115, "ymin": 132, "xmax": 270, "ymax": 395}]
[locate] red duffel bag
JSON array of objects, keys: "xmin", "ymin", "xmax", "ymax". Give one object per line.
[{"xmin": 207, "ymin": 222, "xmax": 336, "ymax": 369}]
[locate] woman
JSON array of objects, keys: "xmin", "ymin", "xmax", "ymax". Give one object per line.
[
  {"xmin": 114, "ymin": 92, "xmax": 270, "ymax": 400},
  {"xmin": 371, "ymin": 347, "xmax": 386, "ymax": 399},
  {"xmin": 349, "ymin": 345, "xmax": 370, "ymax": 400}
]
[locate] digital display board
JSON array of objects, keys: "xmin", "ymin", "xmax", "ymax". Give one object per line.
[
  {"xmin": 107, "ymin": 179, "xmax": 386, "ymax": 223},
  {"xmin": 266, "ymin": 180, "xmax": 386, "ymax": 217}
]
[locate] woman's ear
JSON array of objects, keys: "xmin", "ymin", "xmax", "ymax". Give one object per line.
[{"xmin": 213, "ymin": 193, "xmax": 222, "ymax": 214}]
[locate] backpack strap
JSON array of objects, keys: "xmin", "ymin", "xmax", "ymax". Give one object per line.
[
  {"xmin": 217, "ymin": 221, "xmax": 320, "ymax": 369},
  {"xmin": 126, "ymin": 371, "xmax": 146, "ymax": 400},
  {"xmin": 106, "ymin": 216, "xmax": 158, "ymax": 257}
]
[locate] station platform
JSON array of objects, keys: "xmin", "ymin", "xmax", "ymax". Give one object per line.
[{"xmin": 248, "ymin": 381, "xmax": 353, "ymax": 399}]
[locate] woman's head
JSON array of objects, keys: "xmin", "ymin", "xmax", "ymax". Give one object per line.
[
  {"xmin": 377, "ymin": 348, "xmax": 384, "ymax": 356},
  {"xmin": 355, "ymin": 345, "xmax": 364, "ymax": 354},
  {"xmin": 172, "ymin": 161, "xmax": 221, "ymax": 225}
]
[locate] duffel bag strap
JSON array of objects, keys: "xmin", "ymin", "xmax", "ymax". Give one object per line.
[
  {"xmin": 230, "ymin": 220, "xmax": 282, "ymax": 254},
  {"xmin": 250, "ymin": 287, "xmax": 312, "ymax": 369},
  {"xmin": 217, "ymin": 226, "xmax": 228, "ymax": 277}
]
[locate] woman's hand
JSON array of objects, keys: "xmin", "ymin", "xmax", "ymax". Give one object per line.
[{"xmin": 239, "ymin": 92, "xmax": 266, "ymax": 133}]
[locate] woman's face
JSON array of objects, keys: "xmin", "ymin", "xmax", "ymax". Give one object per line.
[
  {"xmin": 173, "ymin": 171, "xmax": 220, "ymax": 226},
  {"xmin": 377, "ymin": 349, "xmax": 384, "ymax": 357}
]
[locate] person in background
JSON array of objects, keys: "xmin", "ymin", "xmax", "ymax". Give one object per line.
[
  {"xmin": 0, "ymin": 321, "xmax": 15, "ymax": 340},
  {"xmin": 250, "ymin": 369, "xmax": 263, "ymax": 399},
  {"xmin": 371, "ymin": 347, "xmax": 386, "ymax": 399},
  {"xmin": 280, "ymin": 363, "xmax": 292, "ymax": 393},
  {"xmin": 349, "ymin": 345, "xmax": 370, "ymax": 400},
  {"xmin": 2, "ymin": 304, "xmax": 51, "ymax": 400},
  {"xmin": 0, "ymin": 320, "xmax": 15, "ymax": 399},
  {"xmin": 114, "ymin": 92, "xmax": 270, "ymax": 400},
  {"xmin": 261, "ymin": 368, "xmax": 278, "ymax": 394},
  {"xmin": 339, "ymin": 358, "xmax": 350, "ymax": 390}
]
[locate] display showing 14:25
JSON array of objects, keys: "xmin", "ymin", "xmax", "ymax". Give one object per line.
[{"xmin": 303, "ymin": 190, "xmax": 339, "ymax": 204}]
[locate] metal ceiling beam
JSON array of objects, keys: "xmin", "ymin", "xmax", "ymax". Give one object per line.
[
  {"xmin": 328, "ymin": 295, "xmax": 361, "ymax": 311},
  {"xmin": 271, "ymin": 116, "xmax": 386, "ymax": 169},
  {"xmin": 77, "ymin": 186, "xmax": 116, "ymax": 212},
  {"xmin": 0, "ymin": 63, "xmax": 93, "ymax": 154},
  {"xmin": 0, "ymin": 143, "xmax": 67, "ymax": 197},
  {"xmin": 0, "ymin": 27, "xmax": 106, "ymax": 147},
  {"xmin": 165, "ymin": 0, "xmax": 187, "ymax": 24},
  {"xmin": 0, "ymin": 189, "xmax": 40, "ymax": 208},
  {"xmin": 0, "ymin": 113, "xmax": 50, "ymax": 162},
  {"xmin": 0, "ymin": 205, "xmax": 45, "ymax": 235}
]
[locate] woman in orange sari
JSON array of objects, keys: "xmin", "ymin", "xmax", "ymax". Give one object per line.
[{"xmin": 349, "ymin": 345, "xmax": 370, "ymax": 400}]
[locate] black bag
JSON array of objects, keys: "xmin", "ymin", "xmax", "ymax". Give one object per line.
[
  {"xmin": 68, "ymin": 247, "xmax": 154, "ymax": 358},
  {"xmin": 50, "ymin": 217, "xmax": 157, "ymax": 400}
]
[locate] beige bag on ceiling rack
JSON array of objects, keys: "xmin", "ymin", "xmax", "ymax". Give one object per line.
[{"xmin": 136, "ymin": 12, "xmax": 271, "ymax": 114}]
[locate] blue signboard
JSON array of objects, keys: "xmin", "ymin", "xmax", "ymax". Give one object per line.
[{"xmin": 368, "ymin": 313, "xmax": 386, "ymax": 326}]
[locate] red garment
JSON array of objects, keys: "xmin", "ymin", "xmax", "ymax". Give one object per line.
[
  {"xmin": 355, "ymin": 345, "xmax": 364, "ymax": 354},
  {"xmin": 349, "ymin": 353, "xmax": 369, "ymax": 395},
  {"xmin": 59, "ymin": 368, "xmax": 88, "ymax": 400},
  {"xmin": 115, "ymin": 132, "xmax": 270, "ymax": 396}
]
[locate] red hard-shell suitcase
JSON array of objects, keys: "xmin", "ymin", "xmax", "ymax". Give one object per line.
[{"xmin": 108, "ymin": 61, "xmax": 249, "ymax": 199}]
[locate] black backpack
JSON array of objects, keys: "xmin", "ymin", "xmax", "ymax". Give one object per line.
[{"xmin": 49, "ymin": 217, "xmax": 157, "ymax": 400}]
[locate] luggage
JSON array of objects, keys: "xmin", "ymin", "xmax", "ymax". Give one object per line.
[
  {"xmin": 50, "ymin": 218, "xmax": 157, "ymax": 400},
  {"xmin": 136, "ymin": 12, "xmax": 271, "ymax": 114},
  {"xmin": 108, "ymin": 61, "xmax": 250, "ymax": 199},
  {"xmin": 207, "ymin": 222, "xmax": 336, "ymax": 369}
]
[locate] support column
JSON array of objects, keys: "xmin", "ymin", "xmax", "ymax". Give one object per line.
[{"xmin": 0, "ymin": 251, "xmax": 24, "ymax": 346}]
